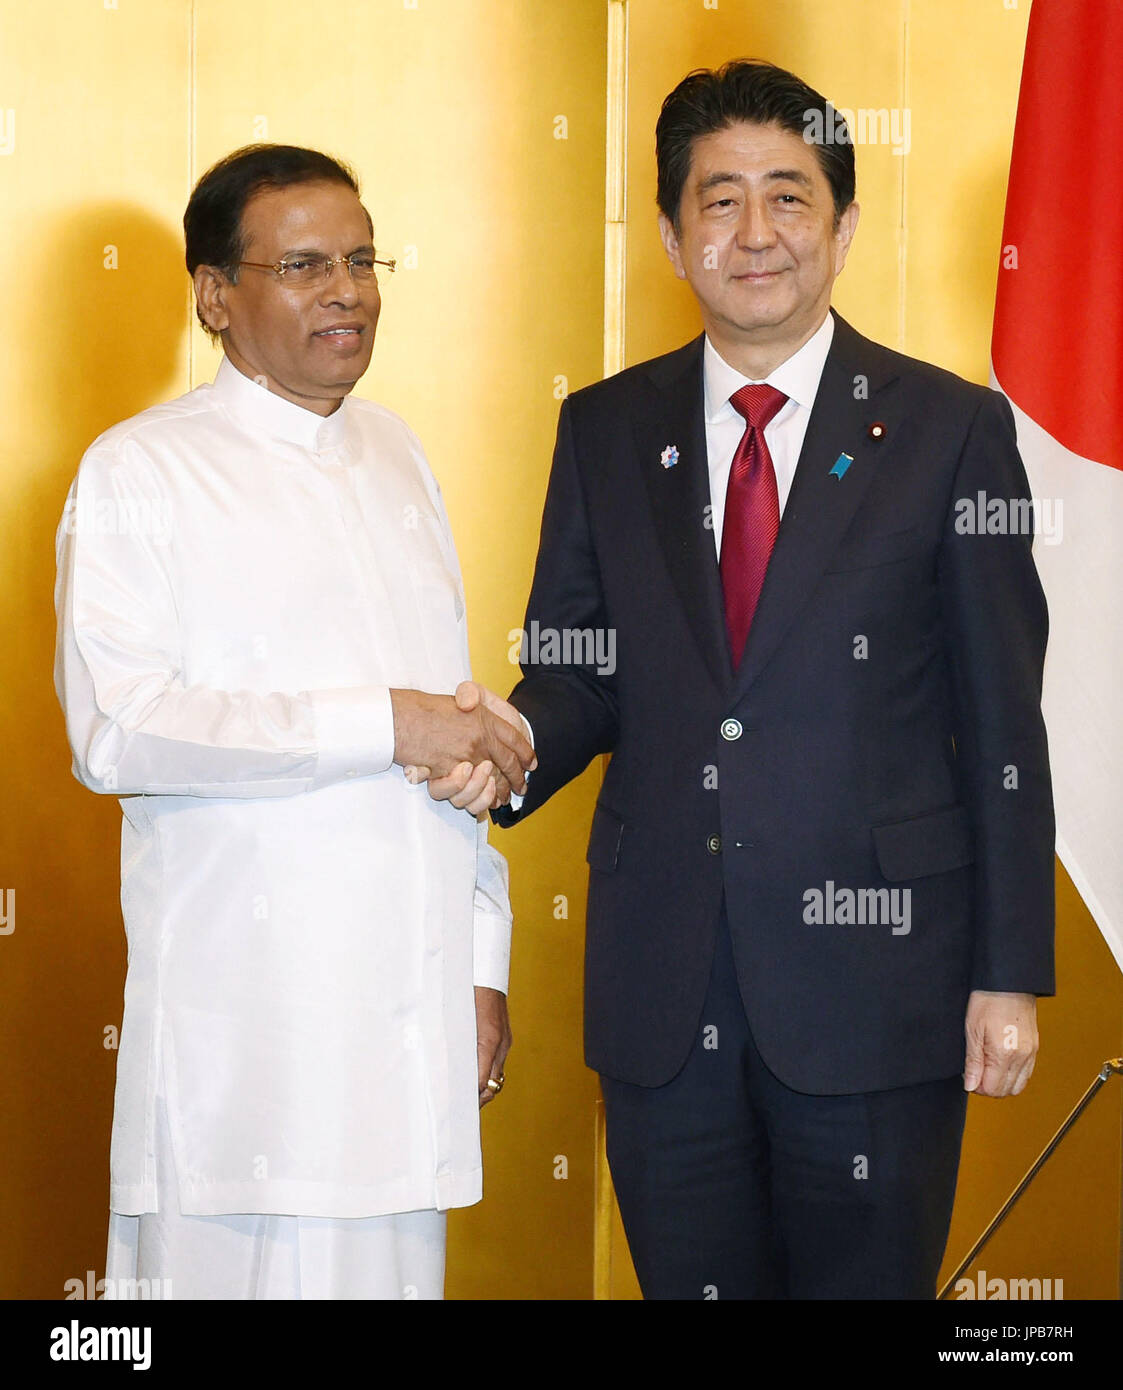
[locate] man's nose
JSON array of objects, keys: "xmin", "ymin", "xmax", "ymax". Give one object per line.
[
  {"xmin": 737, "ymin": 195, "xmax": 779, "ymax": 249},
  {"xmin": 320, "ymin": 260, "xmax": 361, "ymax": 305}
]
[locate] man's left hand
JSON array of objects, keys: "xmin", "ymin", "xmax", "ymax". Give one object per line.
[
  {"xmin": 475, "ymin": 986, "xmax": 512, "ymax": 1108},
  {"xmin": 963, "ymin": 990, "xmax": 1038, "ymax": 1097}
]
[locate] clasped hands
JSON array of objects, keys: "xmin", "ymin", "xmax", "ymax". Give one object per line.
[{"xmin": 390, "ymin": 682, "xmax": 534, "ymax": 818}]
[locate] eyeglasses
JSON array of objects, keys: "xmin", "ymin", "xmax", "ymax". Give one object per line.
[{"xmin": 237, "ymin": 251, "xmax": 396, "ymax": 286}]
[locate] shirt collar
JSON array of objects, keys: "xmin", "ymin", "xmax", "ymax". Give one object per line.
[
  {"xmin": 212, "ymin": 355, "xmax": 351, "ymax": 453},
  {"xmin": 704, "ymin": 309, "xmax": 835, "ymax": 423}
]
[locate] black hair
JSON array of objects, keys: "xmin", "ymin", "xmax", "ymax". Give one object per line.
[
  {"xmin": 184, "ymin": 143, "xmax": 368, "ymax": 337},
  {"xmin": 656, "ymin": 59, "xmax": 856, "ymax": 230}
]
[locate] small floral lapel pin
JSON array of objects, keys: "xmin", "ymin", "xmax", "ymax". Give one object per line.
[{"xmin": 660, "ymin": 444, "xmax": 679, "ymax": 469}]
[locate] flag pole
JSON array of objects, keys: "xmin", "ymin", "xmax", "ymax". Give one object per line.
[{"xmin": 938, "ymin": 1059, "xmax": 1123, "ymax": 1299}]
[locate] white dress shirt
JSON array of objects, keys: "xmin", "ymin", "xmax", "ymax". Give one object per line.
[
  {"xmin": 55, "ymin": 356, "xmax": 511, "ymax": 1219},
  {"xmin": 704, "ymin": 309, "xmax": 835, "ymax": 555}
]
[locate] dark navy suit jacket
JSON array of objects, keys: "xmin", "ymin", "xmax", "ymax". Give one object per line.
[{"xmin": 495, "ymin": 310, "xmax": 1055, "ymax": 1094}]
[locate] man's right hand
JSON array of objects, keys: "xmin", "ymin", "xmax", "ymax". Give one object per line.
[{"xmin": 390, "ymin": 686, "xmax": 536, "ymax": 804}]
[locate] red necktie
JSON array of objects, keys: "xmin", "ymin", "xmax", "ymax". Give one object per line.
[{"xmin": 719, "ymin": 383, "xmax": 787, "ymax": 670}]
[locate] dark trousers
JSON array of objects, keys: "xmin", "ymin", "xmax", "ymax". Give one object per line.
[{"xmin": 599, "ymin": 909, "xmax": 968, "ymax": 1299}]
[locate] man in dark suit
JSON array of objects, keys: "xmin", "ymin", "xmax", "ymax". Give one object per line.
[{"xmin": 420, "ymin": 60, "xmax": 1055, "ymax": 1299}]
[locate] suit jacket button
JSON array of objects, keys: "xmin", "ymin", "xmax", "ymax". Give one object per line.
[
  {"xmin": 707, "ymin": 834, "xmax": 722, "ymax": 854},
  {"xmin": 720, "ymin": 718, "xmax": 742, "ymax": 741}
]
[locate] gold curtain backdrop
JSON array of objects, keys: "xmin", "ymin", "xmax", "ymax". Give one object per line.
[{"xmin": 0, "ymin": 0, "xmax": 1118, "ymax": 1300}]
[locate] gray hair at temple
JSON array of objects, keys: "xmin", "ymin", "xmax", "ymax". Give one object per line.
[{"xmin": 183, "ymin": 143, "xmax": 372, "ymax": 339}]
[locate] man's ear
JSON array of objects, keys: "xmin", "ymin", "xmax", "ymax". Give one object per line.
[
  {"xmin": 832, "ymin": 201, "xmax": 860, "ymax": 276},
  {"xmin": 658, "ymin": 212, "xmax": 688, "ymax": 281},
  {"xmin": 193, "ymin": 264, "xmax": 231, "ymax": 336}
]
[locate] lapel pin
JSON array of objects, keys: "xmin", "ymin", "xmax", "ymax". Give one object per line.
[
  {"xmin": 660, "ymin": 444, "xmax": 679, "ymax": 469},
  {"xmin": 829, "ymin": 452, "xmax": 854, "ymax": 480},
  {"xmin": 868, "ymin": 421, "xmax": 887, "ymax": 440}
]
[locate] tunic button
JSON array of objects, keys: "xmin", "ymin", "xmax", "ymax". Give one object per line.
[
  {"xmin": 720, "ymin": 718, "xmax": 742, "ymax": 741},
  {"xmin": 707, "ymin": 834, "xmax": 722, "ymax": 855}
]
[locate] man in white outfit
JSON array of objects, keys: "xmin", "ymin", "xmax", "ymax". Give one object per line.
[{"xmin": 54, "ymin": 143, "xmax": 535, "ymax": 1299}]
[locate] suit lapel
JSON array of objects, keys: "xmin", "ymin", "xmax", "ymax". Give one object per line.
[
  {"xmin": 732, "ymin": 312, "xmax": 904, "ymax": 699},
  {"xmin": 634, "ymin": 336, "xmax": 732, "ymax": 695}
]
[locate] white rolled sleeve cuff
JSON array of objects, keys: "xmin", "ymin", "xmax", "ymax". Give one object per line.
[
  {"xmin": 507, "ymin": 712, "xmax": 535, "ymax": 812},
  {"xmin": 473, "ymin": 911, "xmax": 512, "ymax": 994},
  {"xmin": 306, "ymin": 685, "xmax": 395, "ymax": 787}
]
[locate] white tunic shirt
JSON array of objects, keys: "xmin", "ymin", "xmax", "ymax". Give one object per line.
[{"xmin": 54, "ymin": 357, "xmax": 512, "ymax": 1220}]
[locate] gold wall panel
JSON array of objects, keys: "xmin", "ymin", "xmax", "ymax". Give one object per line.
[
  {"xmin": 0, "ymin": 0, "xmax": 192, "ymax": 1300},
  {"xmin": 191, "ymin": 0, "xmax": 609, "ymax": 1301},
  {"xmin": 1, "ymin": 0, "xmax": 606, "ymax": 1300},
  {"xmin": 611, "ymin": 0, "xmax": 1123, "ymax": 1300}
]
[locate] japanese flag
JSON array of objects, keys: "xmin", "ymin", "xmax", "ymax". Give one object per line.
[{"xmin": 990, "ymin": 0, "xmax": 1123, "ymax": 969}]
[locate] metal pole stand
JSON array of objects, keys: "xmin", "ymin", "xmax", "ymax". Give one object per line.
[{"xmin": 938, "ymin": 1058, "xmax": 1123, "ymax": 1300}]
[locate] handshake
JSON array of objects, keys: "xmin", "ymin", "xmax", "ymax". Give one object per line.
[{"xmin": 390, "ymin": 681, "xmax": 536, "ymax": 817}]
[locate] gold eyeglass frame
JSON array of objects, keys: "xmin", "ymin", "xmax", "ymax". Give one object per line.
[{"xmin": 238, "ymin": 252, "xmax": 397, "ymax": 282}]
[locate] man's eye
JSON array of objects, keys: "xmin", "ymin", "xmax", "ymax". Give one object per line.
[
  {"xmin": 284, "ymin": 257, "xmax": 320, "ymax": 272},
  {"xmin": 350, "ymin": 255, "xmax": 376, "ymax": 271}
]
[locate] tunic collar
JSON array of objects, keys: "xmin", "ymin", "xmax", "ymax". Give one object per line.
[{"xmin": 212, "ymin": 355, "xmax": 351, "ymax": 454}]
